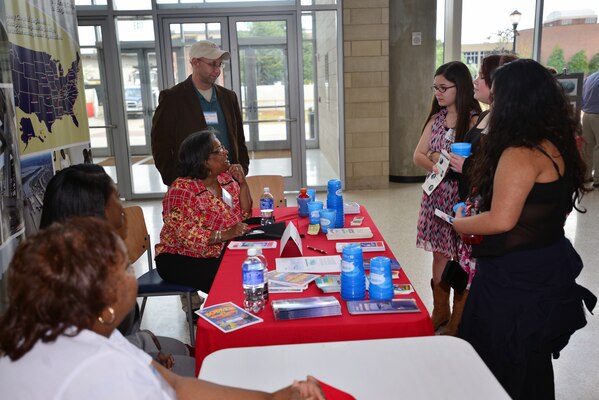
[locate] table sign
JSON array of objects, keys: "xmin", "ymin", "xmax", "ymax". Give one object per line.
[{"xmin": 280, "ymin": 221, "xmax": 303, "ymax": 257}]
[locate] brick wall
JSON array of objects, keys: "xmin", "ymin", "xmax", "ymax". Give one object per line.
[{"xmin": 343, "ymin": 0, "xmax": 390, "ymax": 189}]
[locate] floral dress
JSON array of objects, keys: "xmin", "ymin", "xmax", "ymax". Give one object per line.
[{"xmin": 416, "ymin": 108, "xmax": 462, "ymax": 259}]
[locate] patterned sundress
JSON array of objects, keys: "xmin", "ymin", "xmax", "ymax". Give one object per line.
[{"xmin": 416, "ymin": 108, "xmax": 462, "ymax": 259}]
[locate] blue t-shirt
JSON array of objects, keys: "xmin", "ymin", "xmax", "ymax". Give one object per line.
[{"xmin": 196, "ymin": 86, "xmax": 232, "ymax": 154}]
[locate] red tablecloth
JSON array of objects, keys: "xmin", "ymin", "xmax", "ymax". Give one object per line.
[{"xmin": 195, "ymin": 206, "xmax": 434, "ymax": 373}]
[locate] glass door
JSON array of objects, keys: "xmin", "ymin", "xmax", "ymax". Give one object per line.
[
  {"xmin": 77, "ymin": 19, "xmax": 130, "ymax": 192},
  {"xmin": 161, "ymin": 15, "xmax": 301, "ymax": 191},
  {"xmin": 230, "ymin": 16, "xmax": 301, "ymax": 190}
]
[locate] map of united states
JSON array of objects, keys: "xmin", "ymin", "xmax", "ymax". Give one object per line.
[{"xmin": 10, "ymin": 44, "xmax": 80, "ymax": 147}]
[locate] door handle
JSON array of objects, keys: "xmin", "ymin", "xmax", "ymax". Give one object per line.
[
  {"xmin": 244, "ymin": 118, "xmax": 297, "ymax": 123},
  {"xmin": 89, "ymin": 124, "xmax": 117, "ymax": 129}
]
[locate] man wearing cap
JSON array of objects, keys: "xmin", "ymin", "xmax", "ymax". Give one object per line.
[{"xmin": 151, "ymin": 40, "xmax": 249, "ymax": 186}]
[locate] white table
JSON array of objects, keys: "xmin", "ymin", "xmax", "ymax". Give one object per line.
[{"xmin": 199, "ymin": 336, "xmax": 510, "ymax": 399}]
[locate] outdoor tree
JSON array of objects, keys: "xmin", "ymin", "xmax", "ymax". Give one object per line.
[
  {"xmin": 546, "ymin": 45, "xmax": 566, "ymax": 73},
  {"xmin": 588, "ymin": 52, "xmax": 599, "ymax": 74},
  {"xmin": 238, "ymin": 21, "xmax": 286, "ymax": 85},
  {"xmin": 436, "ymin": 39, "xmax": 444, "ymax": 69},
  {"xmin": 568, "ymin": 50, "xmax": 588, "ymax": 74}
]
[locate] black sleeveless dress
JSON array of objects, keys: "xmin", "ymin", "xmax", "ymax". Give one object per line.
[{"xmin": 459, "ymin": 146, "xmax": 597, "ymax": 400}]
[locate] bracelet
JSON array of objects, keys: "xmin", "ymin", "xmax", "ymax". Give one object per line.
[
  {"xmin": 214, "ymin": 230, "xmax": 222, "ymax": 244},
  {"xmin": 426, "ymin": 150, "xmax": 435, "ymax": 161}
]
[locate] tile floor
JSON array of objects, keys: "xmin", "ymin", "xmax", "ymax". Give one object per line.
[{"xmin": 129, "ymin": 183, "xmax": 599, "ymax": 399}]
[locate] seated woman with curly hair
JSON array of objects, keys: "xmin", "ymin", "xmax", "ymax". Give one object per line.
[{"xmin": 0, "ymin": 218, "xmax": 324, "ymax": 399}]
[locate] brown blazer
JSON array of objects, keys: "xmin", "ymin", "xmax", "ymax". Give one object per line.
[{"xmin": 150, "ymin": 75, "xmax": 249, "ymax": 186}]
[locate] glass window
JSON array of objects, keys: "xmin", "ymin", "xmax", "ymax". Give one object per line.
[
  {"xmin": 113, "ymin": 0, "xmax": 151, "ymax": 10},
  {"xmin": 541, "ymin": 1, "xmax": 599, "ymax": 76},
  {"xmin": 461, "ymin": 0, "xmax": 536, "ymax": 74},
  {"xmin": 301, "ymin": 10, "xmax": 339, "ymax": 186},
  {"xmin": 75, "ymin": 0, "xmax": 107, "ymax": 5},
  {"xmin": 157, "ymin": 0, "xmax": 295, "ymax": 4},
  {"xmin": 436, "ymin": 0, "xmax": 445, "ymax": 69},
  {"xmin": 301, "ymin": 0, "xmax": 336, "ymax": 5}
]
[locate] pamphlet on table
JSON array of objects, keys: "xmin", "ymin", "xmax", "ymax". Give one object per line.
[
  {"xmin": 315, "ymin": 274, "xmax": 341, "ymax": 293},
  {"xmin": 326, "ymin": 227, "xmax": 373, "ymax": 240},
  {"xmin": 275, "ymin": 255, "xmax": 342, "ymax": 273},
  {"xmin": 196, "ymin": 302, "xmax": 263, "ymax": 333},
  {"xmin": 272, "ymin": 296, "xmax": 342, "ymax": 320},
  {"xmin": 267, "ymin": 271, "xmax": 320, "ymax": 288},
  {"xmin": 227, "ymin": 241, "xmax": 277, "ymax": 250},
  {"xmin": 346, "ymin": 299, "xmax": 420, "ymax": 315},
  {"xmin": 335, "ymin": 241, "xmax": 385, "ymax": 253}
]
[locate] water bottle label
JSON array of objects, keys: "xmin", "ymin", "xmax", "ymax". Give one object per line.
[
  {"xmin": 260, "ymin": 198, "xmax": 274, "ymax": 210},
  {"xmin": 341, "ymin": 260, "xmax": 355, "ymax": 273},
  {"xmin": 370, "ymin": 272, "xmax": 385, "ymax": 285},
  {"xmin": 242, "ymin": 269, "xmax": 264, "ymax": 285},
  {"xmin": 335, "ymin": 189, "xmax": 342, "ymax": 196},
  {"xmin": 320, "ymin": 217, "xmax": 331, "ymax": 227}
]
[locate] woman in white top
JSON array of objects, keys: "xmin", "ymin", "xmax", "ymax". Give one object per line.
[{"xmin": 0, "ymin": 217, "xmax": 324, "ymax": 400}]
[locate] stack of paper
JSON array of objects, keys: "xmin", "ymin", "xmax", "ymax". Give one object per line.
[
  {"xmin": 268, "ymin": 271, "xmax": 320, "ymax": 293},
  {"xmin": 272, "ymin": 296, "xmax": 342, "ymax": 320},
  {"xmin": 346, "ymin": 299, "xmax": 420, "ymax": 315},
  {"xmin": 326, "ymin": 227, "xmax": 373, "ymax": 240},
  {"xmin": 315, "ymin": 275, "xmax": 341, "ymax": 293},
  {"xmin": 335, "ymin": 241, "xmax": 385, "ymax": 253}
]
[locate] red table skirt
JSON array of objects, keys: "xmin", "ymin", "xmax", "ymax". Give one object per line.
[{"xmin": 195, "ymin": 206, "xmax": 434, "ymax": 373}]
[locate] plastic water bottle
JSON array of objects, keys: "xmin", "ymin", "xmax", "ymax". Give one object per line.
[
  {"xmin": 297, "ymin": 188, "xmax": 310, "ymax": 217},
  {"xmin": 242, "ymin": 247, "xmax": 265, "ymax": 313},
  {"xmin": 260, "ymin": 186, "xmax": 275, "ymax": 226},
  {"xmin": 255, "ymin": 247, "xmax": 269, "ymax": 301}
]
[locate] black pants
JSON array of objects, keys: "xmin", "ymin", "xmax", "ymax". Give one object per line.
[{"xmin": 155, "ymin": 252, "xmax": 223, "ymax": 294}]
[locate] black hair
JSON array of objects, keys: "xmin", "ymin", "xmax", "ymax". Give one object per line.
[
  {"xmin": 470, "ymin": 59, "xmax": 588, "ymax": 211},
  {"xmin": 421, "ymin": 61, "xmax": 481, "ymax": 141},
  {"xmin": 39, "ymin": 164, "xmax": 115, "ymax": 229},
  {"xmin": 176, "ymin": 130, "xmax": 216, "ymax": 179}
]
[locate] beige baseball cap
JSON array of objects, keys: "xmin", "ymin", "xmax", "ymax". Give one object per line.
[{"xmin": 189, "ymin": 40, "xmax": 230, "ymax": 61}]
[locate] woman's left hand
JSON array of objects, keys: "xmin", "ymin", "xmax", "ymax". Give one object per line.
[
  {"xmin": 449, "ymin": 153, "xmax": 466, "ymax": 173},
  {"xmin": 228, "ymin": 164, "xmax": 246, "ymax": 183}
]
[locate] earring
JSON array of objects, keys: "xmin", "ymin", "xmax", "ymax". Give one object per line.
[{"xmin": 97, "ymin": 306, "xmax": 116, "ymax": 325}]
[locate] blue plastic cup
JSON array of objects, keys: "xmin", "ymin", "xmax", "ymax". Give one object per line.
[
  {"xmin": 451, "ymin": 142, "xmax": 472, "ymax": 157},
  {"xmin": 319, "ymin": 208, "xmax": 336, "ymax": 233},
  {"xmin": 307, "ymin": 201, "xmax": 324, "ymax": 224},
  {"xmin": 340, "ymin": 244, "xmax": 365, "ymax": 300},
  {"xmin": 368, "ymin": 256, "xmax": 393, "ymax": 300},
  {"xmin": 307, "ymin": 189, "xmax": 316, "ymax": 202}
]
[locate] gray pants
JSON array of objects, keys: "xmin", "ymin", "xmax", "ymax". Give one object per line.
[
  {"xmin": 127, "ymin": 331, "xmax": 196, "ymax": 377},
  {"xmin": 582, "ymin": 112, "xmax": 599, "ymax": 184}
]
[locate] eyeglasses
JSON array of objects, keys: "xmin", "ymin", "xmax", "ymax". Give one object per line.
[
  {"xmin": 431, "ymin": 85, "xmax": 456, "ymax": 93},
  {"xmin": 210, "ymin": 145, "xmax": 227, "ymax": 155},
  {"xmin": 197, "ymin": 59, "xmax": 226, "ymax": 69}
]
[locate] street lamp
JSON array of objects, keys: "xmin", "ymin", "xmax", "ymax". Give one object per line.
[{"xmin": 510, "ymin": 10, "xmax": 522, "ymax": 53}]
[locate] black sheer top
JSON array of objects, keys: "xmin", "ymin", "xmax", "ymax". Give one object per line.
[{"xmin": 473, "ymin": 146, "xmax": 572, "ymax": 258}]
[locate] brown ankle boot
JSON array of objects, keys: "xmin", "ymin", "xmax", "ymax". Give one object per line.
[
  {"xmin": 441, "ymin": 289, "xmax": 469, "ymax": 336},
  {"xmin": 430, "ymin": 279, "xmax": 451, "ymax": 331}
]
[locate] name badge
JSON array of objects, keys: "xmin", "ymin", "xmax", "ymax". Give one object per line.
[
  {"xmin": 222, "ymin": 187, "xmax": 233, "ymax": 209},
  {"xmin": 204, "ymin": 111, "xmax": 218, "ymax": 125}
]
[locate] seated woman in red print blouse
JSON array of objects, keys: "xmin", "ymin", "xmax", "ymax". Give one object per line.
[{"xmin": 155, "ymin": 130, "xmax": 252, "ymax": 292}]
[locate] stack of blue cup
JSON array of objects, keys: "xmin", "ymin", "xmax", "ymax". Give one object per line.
[
  {"xmin": 340, "ymin": 244, "xmax": 366, "ymax": 300},
  {"xmin": 368, "ymin": 256, "xmax": 394, "ymax": 300},
  {"xmin": 326, "ymin": 179, "xmax": 344, "ymax": 228}
]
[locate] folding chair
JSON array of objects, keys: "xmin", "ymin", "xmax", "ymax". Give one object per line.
[
  {"xmin": 118, "ymin": 206, "xmax": 198, "ymax": 345},
  {"xmin": 245, "ymin": 174, "xmax": 286, "ymax": 208}
]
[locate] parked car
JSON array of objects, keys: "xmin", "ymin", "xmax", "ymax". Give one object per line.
[{"xmin": 125, "ymin": 86, "xmax": 158, "ymax": 117}]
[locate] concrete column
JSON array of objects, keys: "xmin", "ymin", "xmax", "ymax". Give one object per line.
[{"xmin": 389, "ymin": 0, "xmax": 437, "ymax": 181}]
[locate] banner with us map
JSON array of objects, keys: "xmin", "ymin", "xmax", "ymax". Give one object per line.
[
  {"xmin": 4, "ymin": 0, "xmax": 89, "ymax": 156},
  {"xmin": 0, "ymin": 0, "xmax": 89, "ymax": 237}
]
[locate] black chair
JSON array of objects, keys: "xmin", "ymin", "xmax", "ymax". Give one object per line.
[{"xmin": 118, "ymin": 206, "xmax": 198, "ymax": 346}]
